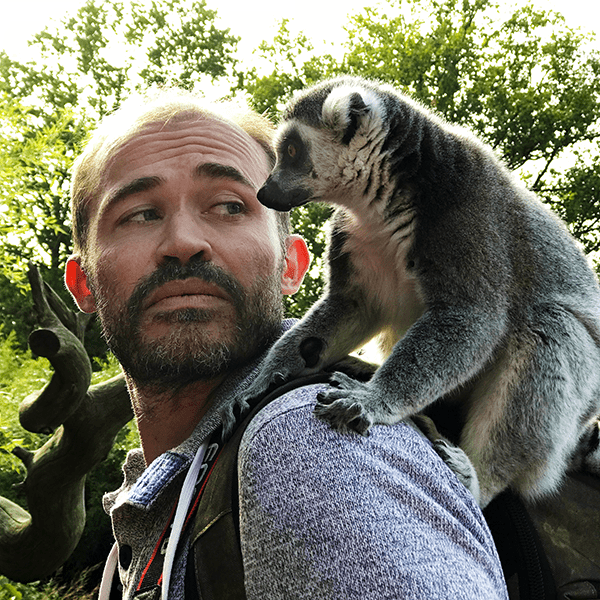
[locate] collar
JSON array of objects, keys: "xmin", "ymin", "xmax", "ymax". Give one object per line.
[{"xmin": 104, "ymin": 319, "xmax": 297, "ymax": 513}]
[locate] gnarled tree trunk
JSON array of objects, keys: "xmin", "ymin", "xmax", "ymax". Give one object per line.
[{"xmin": 0, "ymin": 264, "xmax": 133, "ymax": 583}]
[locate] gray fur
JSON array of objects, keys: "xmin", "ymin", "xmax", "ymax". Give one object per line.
[{"xmin": 236, "ymin": 76, "xmax": 600, "ymax": 508}]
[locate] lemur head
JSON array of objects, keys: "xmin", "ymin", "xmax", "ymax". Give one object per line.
[{"xmin": 257, "ymin": 77, "xmax": 388, "ymax": 212}]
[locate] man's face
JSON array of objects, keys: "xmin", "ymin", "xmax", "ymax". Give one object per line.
[{"xmin": 80, "ymin": 117, "xmax": 286, "ymax": 388}]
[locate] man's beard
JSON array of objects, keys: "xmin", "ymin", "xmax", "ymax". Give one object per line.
[{"xmin": 91, "ymin": 256, "xmax": 283, "ymax": 391}]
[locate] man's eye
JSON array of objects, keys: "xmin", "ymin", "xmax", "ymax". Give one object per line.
[
  {"xmin": 214, "ymin": 202, "xmax": 245, "ymax": 216},
  {"xmin": 127, "ymin": 208, "xmax": 160, "ymax": 223}
]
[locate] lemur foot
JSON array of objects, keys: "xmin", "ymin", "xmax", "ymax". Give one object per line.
[
  {"xmin": 411, "ymin": 414, "xmax": 481, "ymax": 504},
  {"xmin": 219, "ymin": 363, "xmax": 296, "ymax": 440},
  {"xmin": 219, "ymin": 365, "xmax": 294, "ymax": 440},
  {"xmin": 433, "ymin": 439, "xmax": 481, "ymax": 504},
  {"xmin": 236, "ymin": 335, "xmax": 327, "ymax": 429},
  {"xmin": 314, "ymin": 371, "xmax": 380, "ymax": 435},
  {"xmin": 217, "ymin": 396, "xmax": 251, "ymax": 441}
]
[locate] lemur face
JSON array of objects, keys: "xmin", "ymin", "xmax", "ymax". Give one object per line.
[
  {"xmin": 257, "ymin": 78, "xmax": 388, "ymax": 213},
  {"xmin": 257, "ymin": 124, "xmax": 314, "ymax": 212}
]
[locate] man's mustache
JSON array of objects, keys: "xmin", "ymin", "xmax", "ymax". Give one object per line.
[{"xmin": 126, "ymin": 257, "xmax": 245, "ymax": 320}]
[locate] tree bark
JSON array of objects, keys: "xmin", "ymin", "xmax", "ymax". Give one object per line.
[{"xmin": 0, "ymin": 264, "xmax": 133, "ymax": 582}]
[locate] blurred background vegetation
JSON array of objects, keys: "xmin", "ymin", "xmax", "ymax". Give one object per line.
[{"xmin": 1, "ymin": 0, "xmax": 599, "ymax": 595}]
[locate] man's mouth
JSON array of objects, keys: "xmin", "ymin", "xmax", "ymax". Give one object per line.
[{"xmin": 143, "ymin": 279, "xmax": 229, "ymax": 312}]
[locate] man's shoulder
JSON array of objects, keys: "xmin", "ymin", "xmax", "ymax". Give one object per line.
[
  {"xmin": 237, "ymin": 381, "xmax": 508, "ymax": 600},
  {"xmin": 238, "ymin": 380, "xmax": 471, "ymax": 505},
  {"xmin": 240, "ymin": 380, "xmax": 429, "ymax": 458},
  {"xmin": 242, "ymin": 381, "xmax": 329, "ymax": 442}
]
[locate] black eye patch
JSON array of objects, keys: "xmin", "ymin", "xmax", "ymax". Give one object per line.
[{"xmin": 279, "ymin": 132, "xmax": 309, "ymax": 170}]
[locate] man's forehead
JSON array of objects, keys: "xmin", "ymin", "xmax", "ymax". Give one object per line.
[{"xmin": 104, "ymin": 117, "xmax": 271, "ymax": 190}]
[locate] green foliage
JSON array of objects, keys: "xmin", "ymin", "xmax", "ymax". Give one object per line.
[
  {"xmin": 1, "ymin": 0, "xmax": 599, "ymax": 331},
  {"xmin": 0, "ymin": 276, "xmax": 35, "ymax": 354},
  {"xmin": 548, "ymin": 149, "xmax": 600, "ymax": 255},
  {"xmin": 0, "ymin": 96, "xmax": 89, "ymax": 349},
  {"xmin": 0, "ymin": 331, "xmax": 53, "ymax": 500},
  {"xmin": 128, "ymin": 0, "xmax": 239, "ymax": 90},
  {"xmin": 0, "ymin": 96, "xmax": 87, "ymax": 284},
  {"xmin": 238, "ymin": 19, "xmax": 339, "ymax": 119},
  {"xmin": 240, "ymin": 0, "xmax": 600, "ymax": 272},
  {"xmin": 0, "ymin": 575, "xmax": 59, "ymax": 600},
  {"xmin": 0, "ymin": 573, "xmax": 95, "ymax": 599},
  {"xmin": 1, "ymin": 0, "xmax": 239, "ymax": 118}
]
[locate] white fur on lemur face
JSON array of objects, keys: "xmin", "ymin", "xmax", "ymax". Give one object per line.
[
  {"xmin": 233, "ymin": 76, "xmax": 600, "ymax": 508},
  {"xmin": 259, "ymin": 85, "xmax": 390, "ymax": 212}
]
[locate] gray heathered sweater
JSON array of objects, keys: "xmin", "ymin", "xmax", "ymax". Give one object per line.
[{"xmin": 103, "ymin": 324, "xmax": 509, "ymax": 599}]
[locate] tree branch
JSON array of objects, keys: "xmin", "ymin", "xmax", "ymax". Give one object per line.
[{"xmin": 0, "ymin": 264, "xmax": 133, "ymax": 583}]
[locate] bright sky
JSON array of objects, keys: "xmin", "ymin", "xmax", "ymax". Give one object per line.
[
  {"xmin": 1, "ymin": 0, "xmax": 367, "ymax": 64},
  {"xmin": 1, "ymin": 0, "xmax": 598, "ymax": 68}
]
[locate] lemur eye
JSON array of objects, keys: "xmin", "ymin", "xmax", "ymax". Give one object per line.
[{"xmin": 287, "ymin": 143, "xmax": 297, "ymax": 158}]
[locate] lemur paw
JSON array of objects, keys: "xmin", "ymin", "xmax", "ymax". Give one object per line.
[
  {"xmin": 241, "ymin": 358, "xmax": 301, "ymax": 409},
  {"xmin": 314, "ymin": 372, "xmax": 376, "ymax": 435},
  {"xmin": 411, "ymin": 414, "xmax": 481, "ymax": 503},
  {"xmin": 239, "ymin": 335, "xmax": 326, "ymax": 418},
  {"xmin": 218, "ymin": 396, "xmax": 251, "ymax": 441}
]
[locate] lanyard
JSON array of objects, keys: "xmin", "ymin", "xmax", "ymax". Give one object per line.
[{"xmin": 136, "ymin": 426, "xmax": 224, "ymax": 597}]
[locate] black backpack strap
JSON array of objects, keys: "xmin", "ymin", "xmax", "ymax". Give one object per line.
[
  {"xmin": 187, "ymin": 372, "xmax": 335, "ymax": 600},
  {"xmin": 485, "ymin": 472, "xmax": 600, "ymax": 600},
  {"xmin": 484, "ymin": 491, "xmax": 556, "ymax": 600}
]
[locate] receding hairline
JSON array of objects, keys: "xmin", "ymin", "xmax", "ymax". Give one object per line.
[{"xmin": 70, "ymin": 89, "xmax": 287, "ymax": 255}]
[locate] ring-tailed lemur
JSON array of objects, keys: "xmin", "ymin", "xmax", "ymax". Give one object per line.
[{"xmin": 232, "ymin": 76, "xmax": 600, "ymax": 508}]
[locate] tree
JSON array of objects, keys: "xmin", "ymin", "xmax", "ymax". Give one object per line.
[
  {"xmin": 0, "ymin": 0, "xmax": 239, "ymax": 119},
  {"xmin": 548, "ymin": 152, "xmax": 600, "ymax": 254},
  {"xmin": 239, "ymin": 19, "xmax": 338, "ymax": 119},
  {"xmin": 0, "ymin": 265, "xmax": 131, "ymax": 583},
  {"xmin": 239, "ymin": 0, "xmax": 600, "ymax": 268},
  {"xmin": 0, "ymin": 96, "xmax": 86, "ymax": 289}
]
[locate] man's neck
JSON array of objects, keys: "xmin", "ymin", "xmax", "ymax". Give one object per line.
[{"xmin": 126, "ymin": 375, "xmax": 225, "ymax": 464}]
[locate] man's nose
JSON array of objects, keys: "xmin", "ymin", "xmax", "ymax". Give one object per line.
[{"xmin": 157, "ymin": 210, "xmax": 213, "ymax": 264}]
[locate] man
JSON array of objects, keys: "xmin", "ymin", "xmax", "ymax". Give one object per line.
[{"xmin": 65, "ymin": 88, "xmax": 509, "ymax": 599}]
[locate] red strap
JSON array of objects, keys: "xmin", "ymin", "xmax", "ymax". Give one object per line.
[{"xmin": 136, "ymin": 445, "xmax": 224, "ymax": 593}]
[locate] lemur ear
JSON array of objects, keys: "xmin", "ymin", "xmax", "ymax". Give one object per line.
[
  {"xmin": 322, "ymin": 86, "xmax": 379, "ymax": 144},
  {"xmin": 341, "ymin": 93, "xmax": 369, "ymax": 144}
]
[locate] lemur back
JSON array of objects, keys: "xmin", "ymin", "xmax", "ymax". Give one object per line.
[{"xmin": 232, "ymin": 76, "xmax": 600, "ymax": 508}]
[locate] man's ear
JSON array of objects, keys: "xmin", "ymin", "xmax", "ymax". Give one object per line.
[
  {"xmin": 65, "ymin": 257, "xmax": 97, "ymax": 313},
  {"xmin": 281, "ymin": 235, "xmax": 311, "ymax": 295}
]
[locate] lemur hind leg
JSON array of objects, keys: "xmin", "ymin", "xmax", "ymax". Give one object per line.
[
  {"xmin": 461, "ymin": 306, "xmax": 600, "ymax": 508},
  {"xmin": 411, "ymin": 414, "xmax": 481, "ymax": 504},
  {"xmin": 574, "ymin": 420, "xmax": 600, "ymax": 476}
]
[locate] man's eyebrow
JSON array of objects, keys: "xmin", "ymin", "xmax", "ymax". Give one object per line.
[
  {"xmin": 103, "ymin": 176, "xmax": 163, "ymax": 213},
  {"xmin": 196, "ymin": 163, "xmax": 254, "ymax": 189},
  {"xmin": 101, "ymin": 164, "xmax": 253, "ymax": 214}
]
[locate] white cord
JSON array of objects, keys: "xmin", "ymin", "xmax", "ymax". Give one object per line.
[
  {"xmin": 98, "ymin": 541, "xmax": 118, "ymax": 600},
  {"xmin": 97, "ymin": 441, "xmax": 208, "ymax": 600},
  {"xmin": 161, "ymin": 440, "xmax": 208, "ymax": 600}
]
